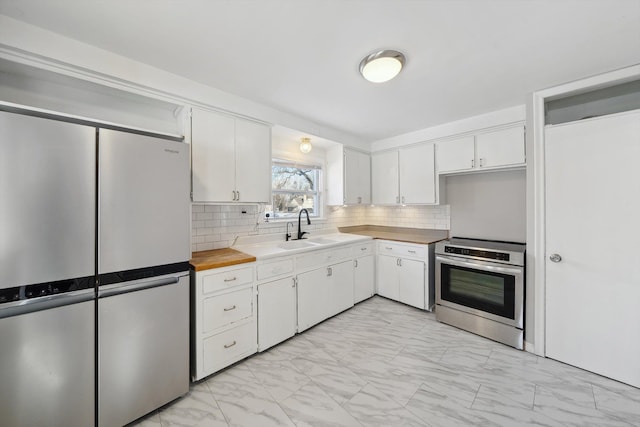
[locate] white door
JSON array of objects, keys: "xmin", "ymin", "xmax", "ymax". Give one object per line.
[
  {"xmin": 296, "ymin": 267, "xmax": 328, "ymax": 332},
  {"xmin": 328, "ymin": 260, "xmax": 355, "ymax": 315},
  {"xmin": 436, "ymin": 135, "xmax": 475, "ymax": 173},
  {"xmin": 235, "ymin": 118, "xmax": 271, "ymax": 203},
  {"xmin": 257, "ymin": 277, "xmax": 297, "ymax": 352},
  {"xmin": 371, "ymin": 151, "xmax": 399, "ymax": 205},
  {"xmin": 545, "ymin": 110, "xmax": 640, "ymax": 388},
  {"xmin": 354, "ymin": 255, "xmax": 375, "ymax": 303},
  {"xmin": 399, "ymin": 143, "xmax": 436, "ymax": 204},
  {"xmin": 345, "ymin": 149, "xmax": 371, "ymax": 205},
  {"xmin": 398, "ymin": 258, "xmax": 425, "ymax": 309},
  {"xmin": 376, "ymin": 255, "xmax": 399, "ymax": 300}
]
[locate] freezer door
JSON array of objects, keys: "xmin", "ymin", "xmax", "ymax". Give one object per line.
[
  {"xmin": 0, "ymin": 298, "xmax": 95, "ymax": 426},
  {"xmin": 98, "ymin": 274, "xmax": 189, "ymax": 427},
  {"xmin": 0, "ymin": 111, "xmax": 96, "ymax": 289},
  {"xmin": 98, "ymin": 129, "xmax": 190, "ymax": 274}
]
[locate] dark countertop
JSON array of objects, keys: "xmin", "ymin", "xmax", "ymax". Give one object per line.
[
  {"xmin": 338, "ymin": 225, "xmax": 449, "ymax": 245},
  {"xmin": 190, "ymin": 248, "xmax": 256, "ymax": 271}
]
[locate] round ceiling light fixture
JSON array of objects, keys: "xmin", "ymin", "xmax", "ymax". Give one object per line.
[
  {"xmin": 359, "ymin": 49, "xmax": 406, "ymax": 83},
  {"xmin": 299, "ymin": 137, "xmax": 312, "ymax": 153}
]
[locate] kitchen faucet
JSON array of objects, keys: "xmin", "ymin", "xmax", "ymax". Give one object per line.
[
  {"xmin": 297, "ymin": 208, "xmax": 310, "ymax": 240},
  {"xmin": 285, "ymin": 222, "xmax": 294, "ymax": 241}
]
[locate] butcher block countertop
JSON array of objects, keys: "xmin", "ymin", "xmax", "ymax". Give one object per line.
[
  {"xmin": 339, "ymin": 225, "xmax": 449, "ymax": 245},
  {"xmin": 190, "ymin": 248, "xmax": 256, "ymax": 271}
]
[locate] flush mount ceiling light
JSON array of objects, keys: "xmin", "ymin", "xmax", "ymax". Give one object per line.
[
  {"xmin": 299, "ymin": 137, "xmax": 312, "ymax": 153},
  {"xmin": 359, "ymin": 49, "xmax": 406, "ymax": 83}
]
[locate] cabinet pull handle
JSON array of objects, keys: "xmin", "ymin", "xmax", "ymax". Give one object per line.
[
  {"xmin": 479, "ymin": 158, "xmax": 484, "ymax": 167},
  {"xmin": 360, "ymin": 247, "xmax": 367, "ymax": 251},
  {"xmin": 223, "ymin": 305, "xmax": 237, "ymax": 311},
  {"xmin": 408, "ymin": 250, "xmax": 416, "ymax": 254},
  {"xmin": 357, "ymin": 196, "xmax": 362, "ymax": 204},
  {"xmin": 402, "ymin": 196, "xmax": 405, "ymax": 204},
  {"xmin": 237, "ymin": 190, "xmax": 240, "ymax": 200},
  {"xmin": 231, "ymin": 190, "xmax": 236, "ymax": 201},
  {"xmin": 385, "ymin": 246, "xmax": 392, "ymax": 250},
  {"xmin": 327, "ymin": 267, "xmax": 332, "ymax": 277},
  {"xmin": 354, "ymin": 259, "xmax": 358, "ymax": 268},
  {"xmin": 224, "ymin": 341, "xmax": 237, "ymax": 349},
  {"xmin": 396, "ymin": 196, "xmax": 400, "ymax": 204},
  {"xmin": 224, "ymin": 277, "xmax": 237, "ymax": 282},
  {"xmin": 471, "ymin": 159, "xmax": 475, "ymax": 168},
  {"xmin": 398, "ymin": 258, "xmax": 402, "ymax": 267}
]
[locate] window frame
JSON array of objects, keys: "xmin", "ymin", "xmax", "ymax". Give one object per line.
[{"xmin": 271, "ymin": 159, "xmax": 322, "ymax": 219}]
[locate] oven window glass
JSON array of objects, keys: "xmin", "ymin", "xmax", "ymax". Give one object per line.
[{"xmin": 441, "ymin": 264, "xmax": 515, "ymax": 319}]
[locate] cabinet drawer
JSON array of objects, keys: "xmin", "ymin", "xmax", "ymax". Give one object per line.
[
  {"xmin": 202, "ymin": 287, "xmax": 253, "ymax": 334},
  {"xmin": 377, "ymin": 241, "xmax": 426, "ymax": 259},
  {"xmin": 257, "ymin": 258, "xmax": 294, "ymax": 281},
  {"xmin": 296, "ymin": 246, "xmax": 352, "ymax": 270},
  {"xmin": 201, "ymin": 266, "xmax": 253, "ymax": 294},
  {"xmin": 202, "ymin": 321, "xmax": 256, "ymax": 374},
  {"xmin": 352, "ymin": 242, "xmax": 374, "ymax": 257}
]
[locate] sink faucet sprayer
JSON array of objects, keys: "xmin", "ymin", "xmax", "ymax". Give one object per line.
[{"xmin": 297, "ymin": 209, "xmax": 310, "ymax": 240}]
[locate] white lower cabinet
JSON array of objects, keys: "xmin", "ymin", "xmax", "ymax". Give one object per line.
[
  {"xmin": 354, "ymin": 255, "xmax": 375, "ymax": 303},
  {"xmin": 376, "ymin": 240, "xmax": 435, "ymax": 310},
  {"xmin": 297, "ymin": 259, "xmax": 354, "ymax": 332},
  {"xmin": 257, "ymin": 276, "xmax": 297, "ymax": 352},
  {"xmin": 192, "ymin": 264, "xmax": 257, "ymax": 381}
]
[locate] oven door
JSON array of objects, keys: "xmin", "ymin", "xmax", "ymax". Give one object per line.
[{"xmin": 436, "ymin": 255, "xmax": 524, "ymax": 328}]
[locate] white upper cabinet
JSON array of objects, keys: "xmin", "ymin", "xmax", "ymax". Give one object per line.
[
  {"xmin": 437, "ymin": 125, "xmax": 525, "ymax": 174},
  {"xmin": 436, "ymin": 135, "xmax": 475, "ymax": 173},
  {"xmin": 372, "ymin": 143, "xmax": 437, "ymax": 205},
  {"xmin": 191, "ymin": 107, "xmax": 271, "ymax": 203},
  {"xmin": 371, "ymin": 150, "xmax": 399, "ymax": 205},
  {"xmin": 326, "ymin": 146, "xmax": 371, "ymax": 205},
  {"xmin": 476, "ymin": 126, "xmax": 525, "ymax": 169},
  {"xmin": 399, "ymin": 143, "xmax": 436, "ymax": 204}
]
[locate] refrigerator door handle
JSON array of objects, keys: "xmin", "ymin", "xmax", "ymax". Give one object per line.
[
  {"xmin": 0, "ymin": 289, "xmax": 95, "ymax": 319},
  {"xmin": 99, "ymin": 276, "xmax": 180, "ymax": 299}
]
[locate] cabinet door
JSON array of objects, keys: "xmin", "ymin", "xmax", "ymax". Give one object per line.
[
  {"xmin": 398, "ymin": 258, "xmax": 425, "ymax": 309},
  {"xmin": 257, "ymin": 277, "xmax": 297, "ymax": 352},
  {"xmin": 191, "ymin": 108, "xmax": 236, "ymax": 202},
  {"xmin": 476, "ymin": 126, "xmax": 525, "ymax": 169},
  {"xmin": 296, "ymin": 267, "xmax": 328, "ymax": 332},
  {"xmin": 436, "ymin": 136, "xmax": 475, "ymax": 173},
  {"xmin": 354, "ymin": 255, "xmax": 375, "ymax": 303},
  {"xmin": 235, "ymin": 119, "xmax": 271, "ymax": 203},
  {"xmin": 345, "ymin": 149, "xmax": 371, "ymax": 205},
  {"xmin": 329, "ymin": 260, "xmax": 354, "ymax": 316},
  {"xmin": 371, "ymin": 151, "xmax": 399, "ymax": 205},
  {"xmin": 376, "ymin": 255, "xmax": 399, "ymax": 300},
  {"xmin": 399, "ymin": 143, "xmax": 436, "ymax": 204}
]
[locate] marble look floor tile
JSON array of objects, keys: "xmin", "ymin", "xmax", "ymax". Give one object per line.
[
  {"xmin": 130, "ymin": 412, "xmax": 162, "ymax": 427},
  {"xmin": 343, "ymin": 383, "xmax": 429, "ymax": 427},
  {"xmin": 158, "ymin": 382, "xmax": 228, "ymax": 427},
  {"xmin": 290, "ymin": 350, "xmax": 366, "ymax": 405},
  {"xmin": 405, "ymin": 383, "xmax": 490, "ymax": 426},
  {"xmin": 279, "ymin": 382, "xmax": 361, "ymax": 427},
  {"xmin": 592, "ymin": 383, "xmax": 640, "ymax": 425},
  {"xmin": 244, "ymin": 357, "xmax": 311, "ymax": 402}
]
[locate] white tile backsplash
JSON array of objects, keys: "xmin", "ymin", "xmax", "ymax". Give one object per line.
[{"xmin": 191, "ymin": 204, "xmax": 450, "ymax": 252}]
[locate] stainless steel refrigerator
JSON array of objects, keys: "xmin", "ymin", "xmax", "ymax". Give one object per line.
[
  {"xmin": 0, "ymin": 111, "xmax": 97, "ymax": 426},
  {"xmin": 97, "ymin": 128, "xmax": 191, "ymax": 427},
  {"xmin": 0, "ymin": 109, "xmax": 191, "ymax": 427}
]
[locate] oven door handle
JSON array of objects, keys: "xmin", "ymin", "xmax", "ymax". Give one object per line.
[{"xmin": 436, "ymin": 255, "xmax": 523, "ymax": 275}]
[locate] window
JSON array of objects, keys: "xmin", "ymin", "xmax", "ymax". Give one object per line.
[{"xmin": 271, "ymin": 160, "xmax": 321, "ymax": 218}]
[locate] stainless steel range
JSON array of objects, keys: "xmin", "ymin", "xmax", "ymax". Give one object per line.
[{"xmin": 435, "ymin": 238, "xmax": 525, "ymax": 349}]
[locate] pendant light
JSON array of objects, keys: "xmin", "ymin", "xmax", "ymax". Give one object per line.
[{"xmin": 359, "ymin": 49, "xmax": 406, "ymax": 83}]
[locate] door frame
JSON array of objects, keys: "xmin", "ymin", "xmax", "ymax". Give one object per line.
[{"xmin": 528, "ymin": 64, "xmax": 640, "ymax": 356}]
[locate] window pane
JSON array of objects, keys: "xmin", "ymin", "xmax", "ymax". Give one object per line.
[
  {"xmin": 273, "ymin": 193, "xmax": 316, "ymax": 217},
  {"xmin": 272, "ymin": 166, "xmax": 316, "ymax": 191}
]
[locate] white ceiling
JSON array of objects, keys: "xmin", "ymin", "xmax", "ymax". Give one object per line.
[{"xmin": 1, "ymin": 0, "xmax": 639, "ymax": 142}]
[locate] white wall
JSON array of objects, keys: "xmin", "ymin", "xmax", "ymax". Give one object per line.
[{"xmin": 446, "ymin": 170, "xmax": 526, "ymax": 242}]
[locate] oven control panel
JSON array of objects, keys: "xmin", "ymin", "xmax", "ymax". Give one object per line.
[{"xmin": 444, "ymin": 246, "xmax": 510, "ymax": 262}]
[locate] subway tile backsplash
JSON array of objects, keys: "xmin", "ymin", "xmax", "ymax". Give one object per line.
[{"xmin": 191, "ymin": 204, "xmax": 450, "ymax": 252}]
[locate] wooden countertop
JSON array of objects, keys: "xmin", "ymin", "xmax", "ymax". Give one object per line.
[
  {"xmin": 190, "ymin": 248, "xmax": 256, "ymax": 271},
  {"xmin": 339, "ymin": 225, "xmax": 449, "ymax": 245}
]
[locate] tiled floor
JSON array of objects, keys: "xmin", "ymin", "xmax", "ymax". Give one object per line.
[{"xmin": 133, "ymin": 296, "xmax": 640, "ymax": 427}]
